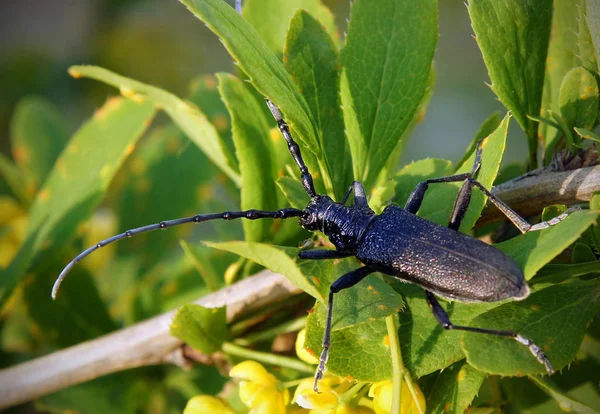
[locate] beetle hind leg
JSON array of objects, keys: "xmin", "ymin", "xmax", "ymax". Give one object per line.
[{"xmin": 425, "ymin": 291, "xmax": 554, "ymax": 375}]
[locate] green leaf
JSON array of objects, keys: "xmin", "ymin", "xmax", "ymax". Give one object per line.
[
  {"xmin": 243, "ymin": 0, "xmax": 338, "ymax": 52},
  {"xmin": 187, "ymin": 74, "xmax": 237, "ymax": 173},
  {"xmin": 304, "ymin": 308, "xmax": 393, "ymax": 382},
  {"xmin": 203, "ymin": 241, "xmax": 323, "ymax": 300},
  {"xmin": 37, "ymin": 374, "xmax": 139, "ymax": 414},
  {"xmin": 417, "ymin": 113, "xmax": 510, "ymax": 232},
  {"xmin": 393, "ymin": 158, "xmax": 454, "ymax": 207},
  {"xmin": 170, "ymin": 304, "xmax": 227, "ymax": 354},
  {"xmin": 284, "ymin": 10, "xmax": 347, "ymax": 199},
  {"xmin": 116, "ymin": 124, "xmax": 218, "ymax": 264},
  {"xmin": 529, "ymin": 114, "xmax": 566, "ymax": 136},
  {"xmin": 425, "ymin": 360, "xmax": 486, "ymax": 414},
  {"xmin": 529, "ymin": 376, "xmax": 600, "ymax": 414},
  {"xmin": 542, "ymin": 0, "xmax": 598, "ymax": 153},
  {"xmin": 468, "ymin": 0, "xmax": 552, "ymax": 167},
  {"xmin": 68, "ymin": 65, "xmax": 240, "ymax": 185},
  {"xmin": 395, "ymin": 282, "xmax": 499, "ymax": 378},
  {"xmin": 23, "ymin": 261, "xmax": 116, "ymax": 348},
  {"xmin": 0, "ymin": 152, "xmax": 35, "ymax": 205},
  {"xmin": 586, "ymin": 0, "xmax": 600, "ymax": 71},
  {"xmin": 368, "ymin": 179, "xmax": 396, "ymax": 215},
  {"xmin": 218, "ymin": 73, "xmax": 278, "ymax": 242},
  {"xmin": 10, "ymin": 96, "xmax": 69, "ymax": 190},
  {"xmin": 496, "ymin": 209, "xmax": 599, "ymax": 280},
  {"xmin": 456, "ymin": 112, "xmax": 502, "ymax": 171},
  {"xmin": 534, "ymin": 261, "xmax": 600, "ymax": 284},
  {"xmin": 180, "ymin": 240, "xmax": 223, "ymax": 293},
  {"xmin": 181, "ymin": 0, "xmax": 320, "ymax": 159},
  {"xmin": 559, "ymin": 67, "xmax": 599, "ymax": 132},
  {"xmin": 463, "ymin": 279, "xmax": 600, "ymax": 376},
  {"xmin": 276, "ymin": 176, "xmax": 310, "ymax": 209},
  {"xmin": 341, "ymin": 0, "xmax": 438, "ymax": 189},
  {"xmin": 309, "ymin": 262, "xmax": 404, "ymax": 332},
  {"xmin": 574, "ymin": 127, "xmax": 600, "ymax": 143},
  {"xmin": 0, "ymin": 97, "xmax": 155, "ymax": 305}
]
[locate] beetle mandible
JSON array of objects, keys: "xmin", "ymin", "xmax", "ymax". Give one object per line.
[{"xmin": 52, "ymin": 99, "xmax": 578, "ymax": 392}]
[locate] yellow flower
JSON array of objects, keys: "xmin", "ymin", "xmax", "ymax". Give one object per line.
[
  {"xmin": 0, "ymin": 196, "xmax": 27, "ymax": 268},
  {"xmin": 293, "ymin": 376, "xmax": 374, "ymax": 414},
  {"xmin": 229, "ymin": 360, "xmax": 290, "ymax": 413},
  {"xmin": 183, "ymin": 395, "xmax": 235, "ymax": 414},
  {"xmin": 369, "ymin": 380, "xmax": 425, "ymax": 414},
  {"xmin": 295, "ymin": 329, "xmax": 318, "ymax": 365}
]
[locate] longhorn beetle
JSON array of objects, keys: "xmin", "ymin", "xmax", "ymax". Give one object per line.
[{"xmin": 52, "ymin": 100, "xmax": 578, "ymax": 392}]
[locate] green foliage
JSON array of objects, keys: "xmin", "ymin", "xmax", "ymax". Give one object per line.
[
  {"xmin": 424, "ymin": 360, "xmax": 486, "ymax": 414},
  {"xmin": 468, "ymin": 0, "xmax": 552, "ymax": 168},
  {"xmin": 559, "ymin": 67, "xmax": 599, "ymax": 134},
  {"xmin": 463, "ymin": 279, "xmax": 600, "ymax": 376},
  {"xmin": 1, "ymin": 98, "xmax": 156, "ymax": 304},
  {"xmin": 10, "ymin": 97, "xmax": 69, "ymax": 193},
  {"xmin": 284, "ymin": 10, "xmax": 348, "ymax": 199},
  {"xmin": 2, "ymin": 0, "xmax": 600, "ymax": 413},
  {"xmin": 218, "ymin": 73, "xmax": 277, "ymax": 242},
  {"xmin": 341, "ymin": 0, "xmax": 438, "ymax": 189},
  {"xmin": 497, "ymin": 209, "xmax": 599, "ymax": 280},
  {"xmin": 171, "ymin": 305, "xmax": 228, "ymax": 354},
  {"xmin": 68, "ymin": 65, "xmax": 240, "ymax": 185},
  {"xmin": 243, "ymin": 0, "xmax": 338, "ymax": 52}
]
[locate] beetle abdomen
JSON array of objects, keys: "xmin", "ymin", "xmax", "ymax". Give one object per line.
[{"xmin": 356, "ymin": 205, "xmax": 528, "ymax": 302}]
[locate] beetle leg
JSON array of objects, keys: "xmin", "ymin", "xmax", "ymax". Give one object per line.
[
  {"xmin": 424, "ymin": 290, "xmax": 554, "ymax": 375},
  {"xmin": 470, "ymin": 180, "xmax": 581, "ymax": 233},
  {"xmin": 405, "ymin": 142, "xmax": 483, "ymax": 214},
  {"xmin": 340, "ymin": 181, "xmax": 370, "ymax": 208},
  {"xmin": 314, "ymin": 266, "xmax": 375, "ymax": 392},
  {"xmin": 299, "ymin": 249, "xmax": 353, "ymax": 260},
  {"xmin": 404, "ymin": 172, "xmax": 472, "ymax": 214}
]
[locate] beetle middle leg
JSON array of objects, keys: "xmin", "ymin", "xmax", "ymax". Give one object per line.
[
  {"xmin": 405, "ymin": 140, "xmax": 579, "ymax": 232},
  {"xmin": 314, "ymin": 266, "xmax": 375, "ymax": 392}
]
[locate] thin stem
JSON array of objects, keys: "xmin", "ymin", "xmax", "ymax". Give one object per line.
[
  {"xmin": 386, "ymin": 315, "xmax": 402, "ymax": 414},
  {"xmin": 222, "ymin": 342, "xmax": 313, "ymax": 374},
  {"xmin": 529, "ymin": 376, "xmax": 597, "ymax": 414},
  {"xmin": 234, "ymin": 316, "xmax": 307, "ymax": 346},
  {"xmin": 386, "ymin": 314, "xmax": 425, "ymax": 414},
  {"xmin": 342, "ymin": 382, "xmax": 366, "ymax": 403}
]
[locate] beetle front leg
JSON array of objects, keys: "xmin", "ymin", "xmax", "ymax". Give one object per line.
[
  {"xmin": 314, "ymin": 266, "xmax": 375, "ymax": 392},
  {"xmin": 340, "ymin": 181, "xmax": 370, "ymax": 208},
  {"xmin": 424, "ymin": 291, "xmax": 554, "ymax": 375}
]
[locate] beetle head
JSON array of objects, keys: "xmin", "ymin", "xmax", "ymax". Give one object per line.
[{"xmin": 300, "ymin": 195, "xmax": 334, "ymax": 232}]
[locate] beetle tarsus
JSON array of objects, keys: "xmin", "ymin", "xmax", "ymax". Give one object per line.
[
  {"xmin": 515, "ymin": 334, "xmax": 554, "ymax": 375},
  {"xmin": 313, "ymin": 346, "xmax": 329, "ymax": 393}
]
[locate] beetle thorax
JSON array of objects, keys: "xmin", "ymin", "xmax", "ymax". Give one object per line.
[{"xmin": 300, "ymin": 195, "xmax": 376, "ymax": 252}]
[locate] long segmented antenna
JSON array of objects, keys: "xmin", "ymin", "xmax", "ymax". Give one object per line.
[
  {"xmin": 266, "ymin": 100, "xmax": 317, "ymax": 198},
  {"xmin": 52, "ymin": 208, "xmax": 303, "ymax": 299}
]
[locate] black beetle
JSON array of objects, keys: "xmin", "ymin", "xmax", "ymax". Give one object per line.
[{"xmin": 53, "ymin": 99, "xmax": 577, "ymax": 392}]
